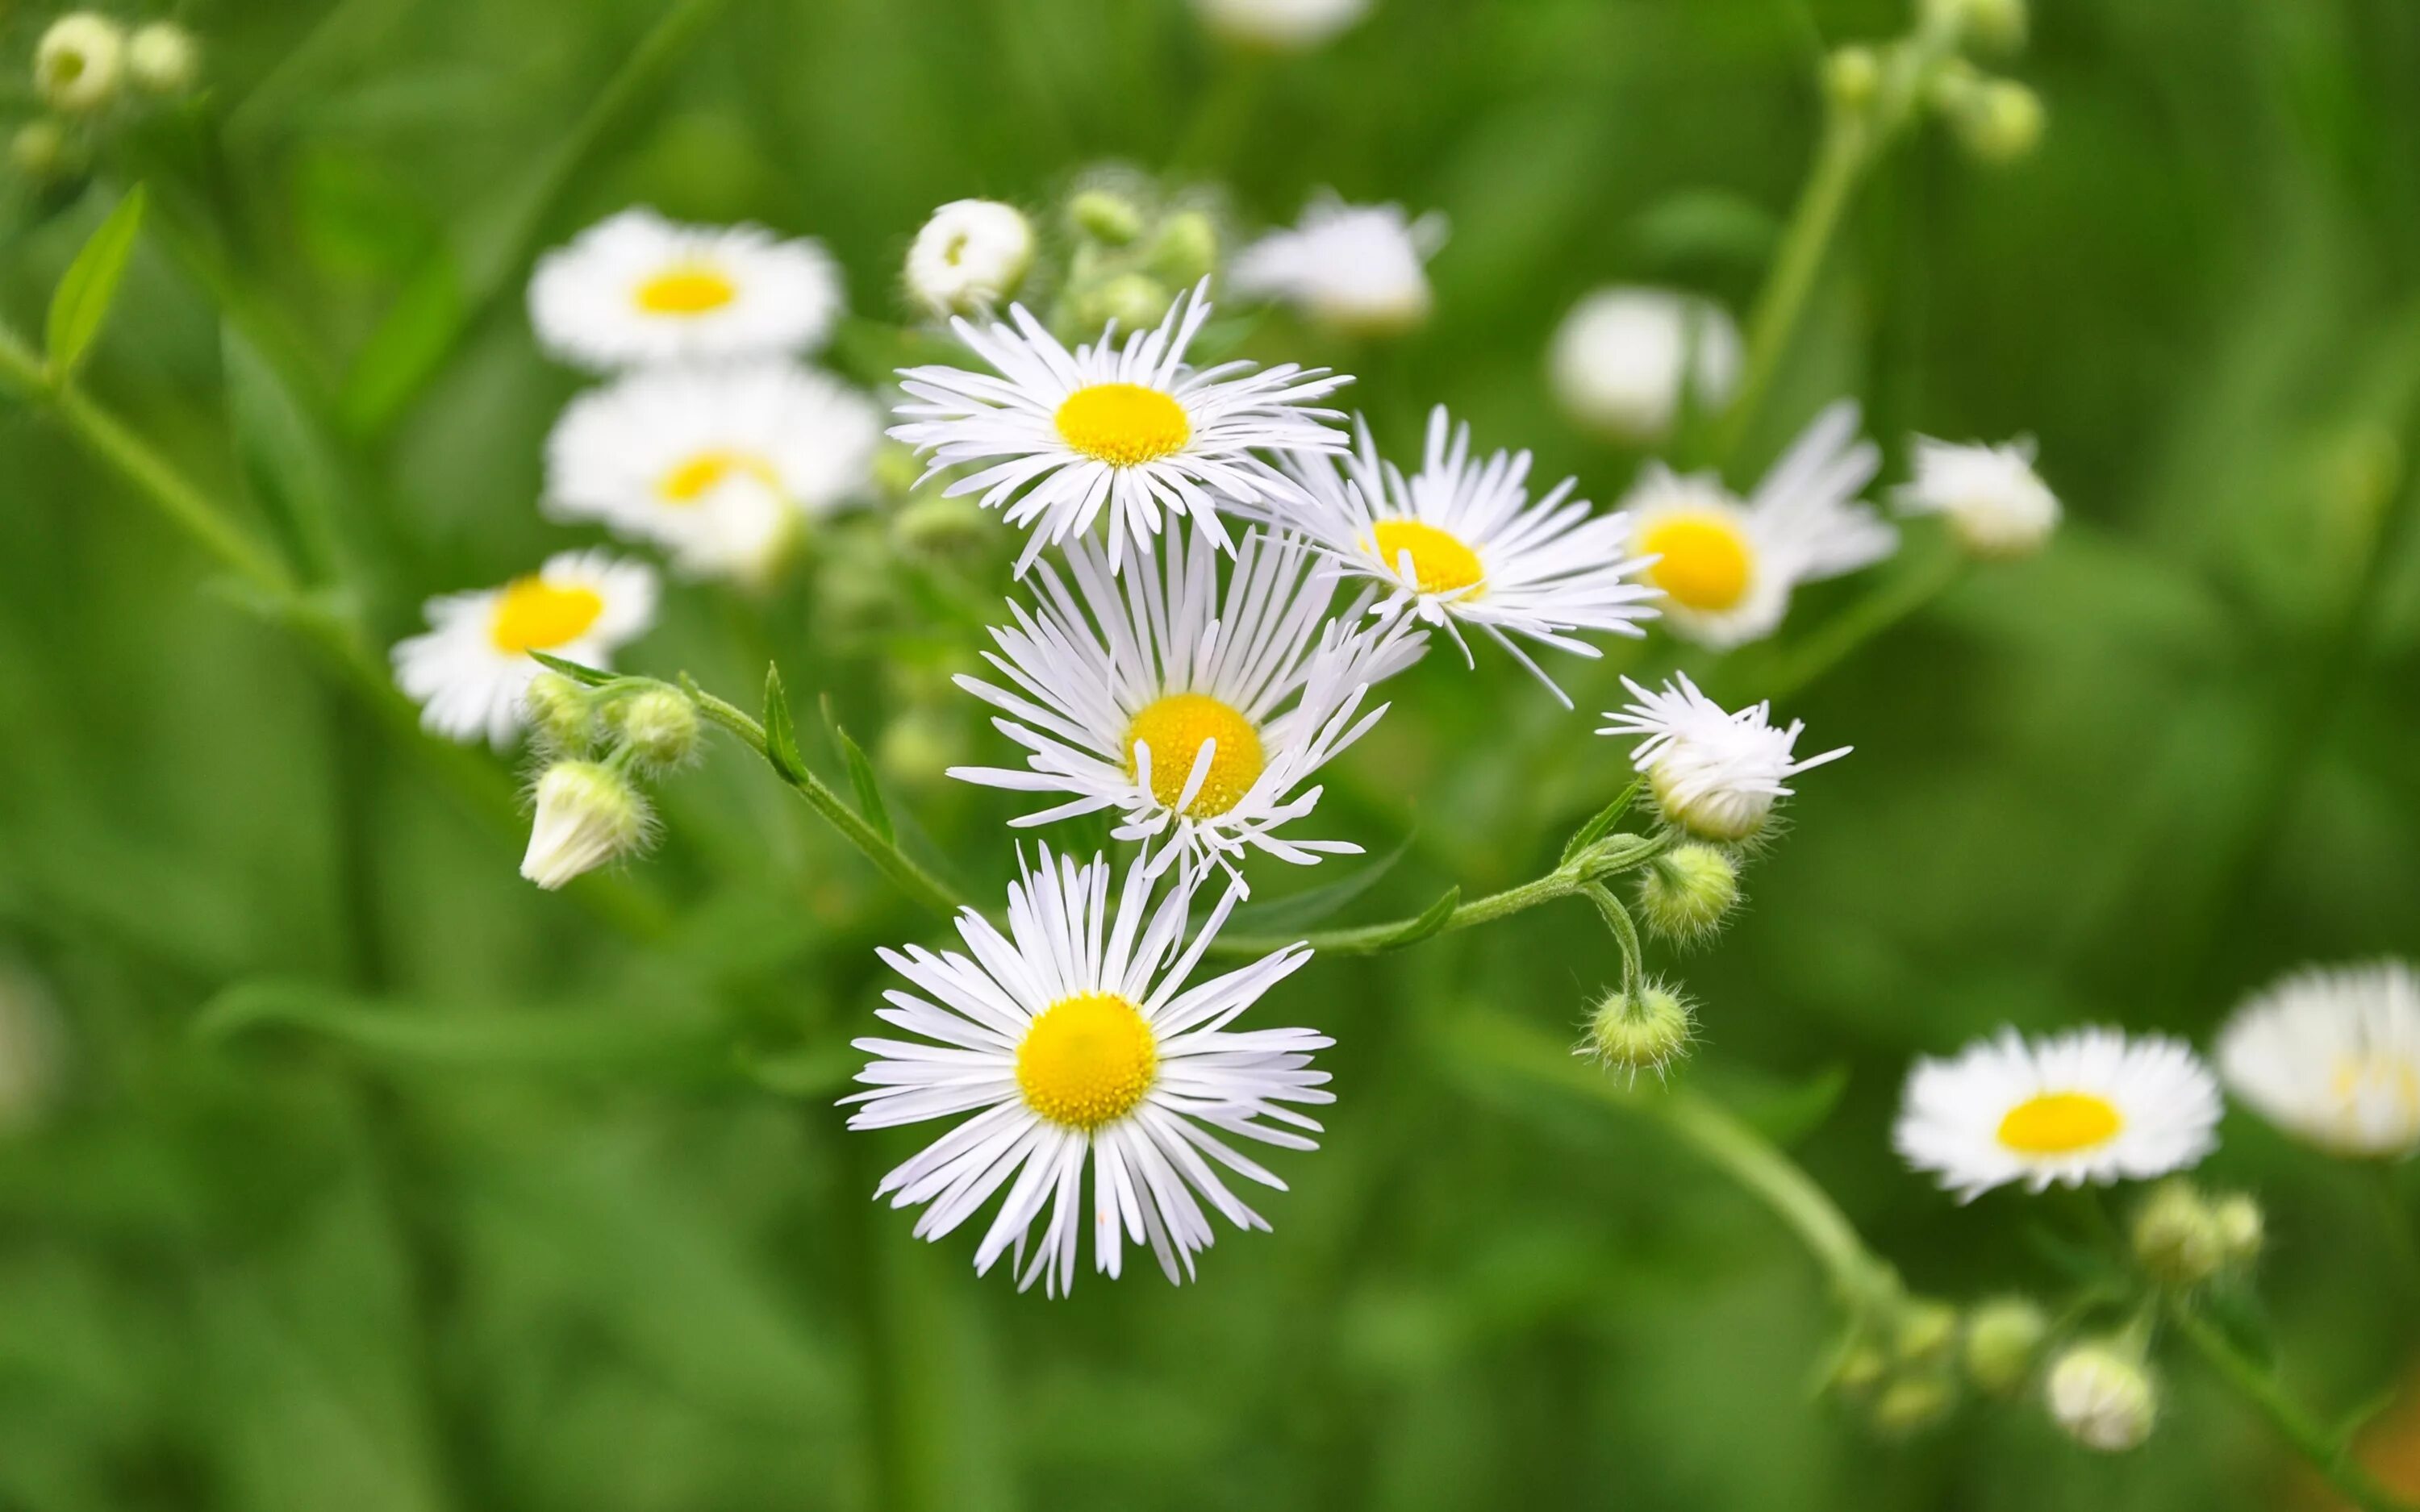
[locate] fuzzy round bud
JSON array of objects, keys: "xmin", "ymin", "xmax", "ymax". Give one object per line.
[
  {"xmin": 1636, "ymin": 844, "xmax": 1740, "ymax": 942},
  {"xmin": 904, "ymin": 199, "xmax": 1033, "ymax": 318},
  {"xmin": 1074, "ymin": 271, "xmax": 1170, "ymax": 334},
  {"xmin": 2213, "ymin": 1194, "xmax": 2265, "ymax": 1269},
  {"xmin": 1146, "ymin": 209, "xmax": 1220, "ymax": 287},
  {"xmin": 9, "ymin": 119, "xmax": 69, "ymax": 181},
  {"xmin": 1894, "ymin": 1299, "xmax": 1961, "ymax": 1364},
  {"xmin": 2045, "ymin": 1342, "xmax": 2157, "ymax": 1452},
  {"xmin": 1870, "ymin": 1374, "xmax": 1958, "ymax": 1438},
  {"xmin": 617, "ymin": 689, "xmax": 699, "ymax": 772},
  {"xmin": 2130, "ymin": 1180, "xmax": 2226, "ymax": 1289},
  {"xmin": 523, "ymin": 672, "xmax": 595, "ymax": 753},
  {"xmin": 520, "ymin": 762, "xmax": 649, "ymax": 891},
  {"xmin": 1824, "ymin": 46, "xmax": 1880, "ymax": 111},
  {"xmin": 35, "ymin": 15, "xmax": 127, "ymax": 114},
  {"xmin": 1954, "ymin": 80, "xmax": 2045, "ymax": 165},
  {"xmin": 1962, "ymin": 1297, "xmax": 2048, "ymax": 1396},
  {"xmin": 1581, "ymin": 982, "xmax": 1696, "ymax": 1081},
  {"xmin": 1069, "ymin": 188, "xmax": 1145, "ymax": 248},
  {"xmin": 126, "ymin": 22, "xmax": 199, "ymax": 96}
]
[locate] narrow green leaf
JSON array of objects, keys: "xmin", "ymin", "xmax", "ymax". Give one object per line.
[
  {"xmin": 338, "ymin": 252, "xmax": 465, "ymax": 434},
  {"xmin": 819, "ymin": 701, "xmax": 894, "ymax": 845},
  {"xmin": 762, "ymin": 664, "xmax": 807, "ymax": 783},
  {"xmin": 1560, "ymin": 780, "xmax": 1642, "ymax": 866},
  {"xmin": 194, "ymin": 980, "xmax": 724, "ymax": 1075},
  {"xmin": 1731, "ymin": 1064, "xmax": 1850, "ymax": 1147},
  {"xmin": 528, "ymin": 650, "xmax": 615, "ymax": 686},
  {"xmin": 223, "ymin": 321, "xmax": 344, "ymax": 581},
  {"xmin": 1380, "ymin": 885, "xmax": 1461, "ymax": 948},
  {"xmin": 46, "ymin": 184, "xmax": 148, "ymax": 378},
  {"xmin": 1225, "ymin": 839, "xmax": 1410, "ymax": 935}
]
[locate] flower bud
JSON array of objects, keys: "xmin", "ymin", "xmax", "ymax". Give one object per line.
[
  {"xmin": 2213, "ymin": 1193, "xmax": 2265, "ymax": 1269},
  {"xmin": 1548, "ymin": 287, "xmax": 1741, "ymax": 446},
  {"xmin": 2130, "ymin": 1180, "xmax": 2226, "ymax": 1289},
  {"xmin": 1870, "ymin": 1374, "xmax": 1958, "ymax": 1438},
  {"xmin": 1824, "ymin": 46, "xmax": 1880, "ymax": 112},
  {"xmin": 1953, "ymin": 80, "xmax": 2045, "ymax": 165},
  {"xmin": 9, "ymin": 119, "xmax": 69, "ymax": 181},
  {"xmin": 1074, "ymin": 272, "xmax": 1171, "ymax": 335},
  {"xmin": 1962, "ymin": 1297, "xmax": 2048, "ymax": 1395},
  {"xmin": 1189, "ymin": 0, "xmax": 1369, "ymax": 52},
  {"xmin": 1146, "ymin": 209, "xmax": 1220, "ymax": 286},
  {"xmin": 520, "ymin": 761, "xmax": 649, "ymax": 890},
  {"xmin": 904, "ymin": 199, "xmax": 1034, "ymax": 318},
  {"xmin": 1635, "ymin": 843, "xmax": 1740, "ymax": 942},
  {"xmin": 1831, "ymin": 1343, "xmax": 1888, "ymax": 1396},
  {"xmin": 1580, "ymin": 982, "xmax": 1695, "ymax": 1081},
  {"xmin": 524, "ymin": 671, "xmax": 596, "ymax": 754},
  {"xmin": 1069, "ymin": 188, "xmax": 1145, "ymax": 248},
  {"xmin": 2046, "ymin": 1342, "xmax": 2157, "ymax": 1452},
  {"xmin": 1894, "ymin": 1298, "xmax": 1960, "ymax": 1365},
  {"xmin": 1926, "ymin": 0, "xmax": 2027, "ymax": 52},
  {"xmin": 616, "ymin": 688, "xmax": 699, "ymax": 773},
  {"xmin": 35, "ymin": 15, "xmax": 127, "ymax": 115},
  {"xmin": 126, "ymin": 22, "xmax": 200, "ymax": 96}
]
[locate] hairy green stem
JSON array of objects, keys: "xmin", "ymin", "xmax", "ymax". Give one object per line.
[{"xmin": 2170, "ymin": 1304, "xmax": 2420, "ymax": 1512}]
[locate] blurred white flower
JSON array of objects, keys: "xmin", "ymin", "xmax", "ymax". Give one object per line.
[
  {"xmin": 35, "ymin": 14, "xmax": 125, "ymax": 113},
  {"xmin": 1548, "ymin": 286, "xmax": 1742, "ymax": 444},
  {"xmin": 521, "ymin": 761, "xmax": 651, "ymax": 890},
  {"xmin": 529, "ymin": 209, "xmax": 844, "ymax": 372},
  {"xmin": 0, "ymin": 965, "xmax": 65, "ymax": 1137},
  {"xmin": 847, "ymin": 847, "xmax": 1331, "ymax": 1295},
  {"xmin": 1190, "ymin": 0, "xmax": 1371, "ymax": 52},
  {"xmin": 1894, "ymin": 1027, "xmax": 2221, "ymax": 1202},
  {"xmin": 1620, "ymin": 400, "xmax": 1896, "ymax": 649},
  {"xmin": 1896, "ymin": 435, "xmax": 2059, "ymax": 558},
  {"xmin": 125, "ymin": 21, "xmax": 199, "ymax": 95},
  {"xmin": 1597, "ymin": 673, "xmax": 1847, "ymax": 842},
  {"xmin": 393, "ymin": 551, "xmax": 657, "ymax": 748},
  {"xmin": 2218, "ymin": 961, "xmax": 2420, "ymax": 1159},
  {"xmin": 1229, "ymin": 195, "xmax": 1446, "ymax": 336},
  {"xmin": 545, "ymin": 363, "xmax": 879, "ymax": 583},
  {"xmin": 2046, "ymin": 1342, "xmax": 2158, "ymax": 1452},
  {"xmin": 904, "ymin": 199, "xmax": 1036, "ymax": 317}
]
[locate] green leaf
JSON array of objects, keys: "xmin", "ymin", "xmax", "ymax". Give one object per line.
[
  {"xmin": 2200, "ymin": 1284, "xmax": 2276, "ymax": 1369},
  {"xmin": 528, "ymin": 650, "xmax": 615, "ymax": 687},
  {"xmin": 762, "ymin": 664, "xmax": 807, "ymax": 783},
  {"xmin": 1225, "ymin": 839, "xmax": 1409, "ymax": 936},
  {"xmin": 1379, "ymin": 885, "xmax": 1461, "ymax": 949},
  {"xmin": 338, "ymin": 252, "xmax": 465, "ymax": 435},
  {"xmin": 1560, "ymin": 780, "xmax": 1642, "ymax": 866},
  {"xmin": 223, "ymin": 321, "xmax": 344, "ymax": 581},
  {"xmin": 194, "ymin": 980, "xmax": 725, "ymax": 1076},
  {"xmin": 820, "ymin": 694, "xmax": 893, "ymax": 843},
  {"xmin": 45, "ymin": 184, "xmax": 148, "ymax": 379}
]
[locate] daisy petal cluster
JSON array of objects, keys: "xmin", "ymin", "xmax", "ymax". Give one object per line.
[
  {"xmin": 391, "ymin": 550, "xmax": 657, "ymax": 748},
  {"xmin": 528, "ymin": 208, "xmax": 845, "ymax": 372},
  {"xmin": 846, "ymin": 846, "xmax": 1330, "ymax": 1294},
  {"xmin": 1229, "ymin": 194, "xmax": 1447, "ymax": 337},
  {"xmin": 2218, "ymin": 961, "xmax": 2420, "ymax": 1159},
  {"xmin": 1598, "ymin": 673, "xmax": 1848, "ymax": 842}
]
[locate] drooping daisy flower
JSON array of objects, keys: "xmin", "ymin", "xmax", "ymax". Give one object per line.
[
  {"xmin": 890, "ymin": 282, "xmax": 1350, "ymax": 574},
  {"xmin": 1268, "ymin": 407, "xmax": 1660, "ymax": 704},
  {"xmin": 1229, "ymin": 195, "xmax": 1447, "ymax": 337},
  {"xmin": 1189, "ymin": 0, "xmax": 1370, "ymax": 50},
  {"xmin": 392, "ymin": 551, "xmax": 657, "ymax": 748},
  {"xmin": 528, "ymin": 209, "xmax": 844, "ymax": 372},
  {"xmin": 1619, "ymin": 401, "xmax": 1896, "ymax": 649},
  {"xmin": 949, "ymin": 526, "xmax": 1421, "ymax": 881},
  {"xmin": 1597, "ymin": 673, "xmax": 1848, "ymax": 841},
  {"xmin": 904, "ymin": 198, "xmax": 1037, "ymax": 317},
  {"xmin": 544, "ymin": 363, "xmax": 880, "ymax": 581},
  {"xmin": 2217, "ymin": 961, "xmax": 2420, "ymax": 1159},
  {"xmin": 846, "ymin": 846, "xmax": 1330, "ymax": 1295},
  {"xmin": 1896, "ymin": 435, "xmax": 2061, "ymax": 559},
  {"xmin": 1894, "ymin": 1027, "xmax": 2222, "ymax": 1202},
  {"xmin": 1548, "ymin": 286, "xmax": 1742, "ymax": 444}
]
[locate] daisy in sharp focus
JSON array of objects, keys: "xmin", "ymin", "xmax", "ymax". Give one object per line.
[
  {"xmin": 544, "ymin": 363, "xmax": 881, "ymax": 583},
  {"xmin": 1229, "ymin": 194, "xmax": 1447, "ymax": 337},
  {"xmin": 528, "ymin": 208, "xmax": 845, "ymax": 373},
  {"xmin": 1266, "ymin": 406, "xmax": 1661, "ymax": 706},
  {"xmin": 889, "ymin": 281, "xmax": 1350, "ymax": 575},
  {"xmin": 1894, "ymin": 1027, "xmax": 2222, "ymax": 1202},
  {"xmin": 949, "ymin": 525, "xmax": 1422, "ymax": 884},
  {"xmin": 1896, "ymin": 434, "xmax": 2061, "ymax": 559},
  {"xmin": 1619, "ymin": 400, "xmax": 1896, "ymax": 649},
  {"xmin": 393, "ymin": 551, "xmax": 657, "ymax": 748},
  {"xmin": 2218, "ymin": 961, "xmax": 2420, "ymax": 1159},
  {"xmin": 1597, "ymin": 673, "xmax": 1847, "ymax": 841},
  {"xmin": 846, "ymin": 846, "xmax": 1330, "ymax": 1295}
]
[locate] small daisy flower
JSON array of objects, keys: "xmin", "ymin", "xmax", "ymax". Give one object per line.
[
  {"xmin": 846, "ymin": 846, "xmax": 1330, "ymax": 1295},
  {"xmin": 1548, "ymin": 286, "xmax": 1742, "ymax": 444},
  {"xmin": 1620, "ymin": 401, "xmax": 1896, "ymax": 649},
  {"xmin": 904, "ymin": 199, "xmax": 1037, "ymax": 318},
  {"xmin": 889, "ymin": 281, "xmax": 1350, "ymax": 574},
  {"xmin": 1597, "ymin": 673, "xmax": 1847, "ymax": 843},
  {"xmin": 528, "ymin": 209, "xmax": 844, "ymax": 373},
  {"xmin": 949, "ymin": 526, "xmax": 1421, "ymax": 883},
  {"xmin": 35, "ymin": 14, "xmax": 125, "ymax": 114},
  {"xmin": 544, "ymin": 363, "xmax": 880, "ymax": 582},
  {"xmin": 1896, "ymin": 435, "xmax": 2061, "ymax": 559},
  {"xmin": 392, "ymin": 551, "xmax": 657, "ymax": 749},
  {"xmin": 1270, "ymin": 407, "xmax": 1660, "ymax": 705},
  {"xmin": 1190, "ymin": 0, "xmax": 1369, "ymax": 49},
  {"xmin": 1894, "ymin": 1027, "xmax": 2222, "ymax": 1202},
  {"xmin": 1229, "ymin": 194, "xmax": 1447, "ymax": 336},
  {"xmin": 2217, "ymin": 961, "xmax": 2420, "ymax": 1159}
]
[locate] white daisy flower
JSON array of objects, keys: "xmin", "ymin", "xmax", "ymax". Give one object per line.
[
  {"xmin": 889, "ymin": 281, "xmax": 1350, "ymax": 574},
  {"xmin": 1189, "ymin": 0, "xmax": 1369, "ymax": 50},
  {"xmin": 528, "ymin": 208, "xmax": 845, "ymax": 373},
  {"xmin": 1896, "ymin": 434, "xmax": 2061, "ymax": 559},
  {"xmin": 1596, "ymin": 673, "xmax": 1848, "ymax": 841},
  {"xmin": 392, "ymin": 550, "xmax": 657, "ymax": 748},
  {"xmin": 2217, "ymin": 961, "xmax": 2420, "ymax": 1159},
  {"xmin": 1894, "ymin": 1027, "xmax": 2222, "ymax": 1202},
  {"xmin": 1229, "ymin": 194, "xmax": 1447, "ymax": 336},
  {"xmin": 846, "ymin": 846, "xmax": 1330, "ymax": 1295},
  {"xmin": 1619, "ymin": 400, "xmax": 1897, "ymax": 649},
  {"xmin": 904, "ymin": 198, "xmax": 1037, "ymax": 318},
  {"xmin": 949, "ymin": 525, "xmax": 1421, "ymax": 883},
  {"xmin": 1548, "ymin": 286, "xmax": 1742, "ymax": 444},
  {"xmin": 544, "ymin": 363, "xmax": 880, "ymax": 582},
  {"xmin": 1267, "ymin": 407, "xmax": 1661, "ymax": 705}
]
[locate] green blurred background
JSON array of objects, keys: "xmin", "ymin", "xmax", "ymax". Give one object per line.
[{"xmin": 2, "ymin": 0, "xmax": 2418, "ymax": 1506}]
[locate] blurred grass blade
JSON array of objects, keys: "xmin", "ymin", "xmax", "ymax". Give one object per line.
[
  {"xmin": 338, "ymin": 254, "xmax": 465, "ymax": 435},
  {"xmin": 223, "ymin": 321, "xmax": 346, "ymax": 583},
  {"xmin": 820, "ymin": 694, "xmax": 894, "ymax": 843},
  {"xmin": 46, "ymin": 185, "xmax": 148, "ymax": 380},
  {"xmin": 195, "ymin": 979, "xmax": 725, "ymax": 1074}
]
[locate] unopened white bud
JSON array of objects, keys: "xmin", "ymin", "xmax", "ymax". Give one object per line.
[
  {"xmin": 1896, "ymin": 435, "xmax": 2060, "ymax": 560},
  {"xmin": 615, "ymin": 689, "xmax": 699, "ymax": 772},
  {"xmin": 1580, "ymin": 981, "xmax": 1696, "ymax": 1081},
  {"xmin": 1635, "ymin": 843, "xmax": 1741, "ymax": 942},
  {"xmin": 1189, "ymin": 0, "xmax": 1370, "ymax": 52},
  {"xmin": 10, "ymin": 119, "xmax": 69, "ymax": 181},
  {"xmin": 2213, "ymin": 1194, "xmax": 2265, "ymax": 1268},
  {"xmin": 1954, "ymin": 80, "xmax": 2045, "ymax": 165},
  {"xmin": 2130, "ymin": 1180, "xmax": 2226, "ymax": 1289},
  {"xmin": 35, "ymin": 15, "xmax": 126, "ymax": 115},
  {"xmin": 1549, "ymin": 287, "xmax": 1742, "ymax": 444},
  {"xmin": 904, "ymin": 199, "xmax": 1034, "ymax": 318},
  {"xmin": 1963, "ymin": 1297, "xmax": 2048, "ymax": 1395},
  {"xmin": 126, "ymin": 22, "xmax": 199, "ymax": 96},
  {"xmin": 2046, "ymin": 1342, "xmax": 2157, "ymax": 1452},
  {"xmin": 520, "ymin": 762, "xmax": 649, "ymax": 890}
]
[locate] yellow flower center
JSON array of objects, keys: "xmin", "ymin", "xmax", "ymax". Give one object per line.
[
  {"xmin": 2330, "ymin": 1054, "xmax": 2420, "ymax": 1111},
  {"xmin": 657, "ymin": 448, "xmax": 781, "ymax": 506},
  {"xmin": 489, "ymin": 577, "xmax": 606, "ymax": 655},
  {"xmin": 1016, "ymin": 992, "xmax": 1158, "ymax": 1131},
  {"xmin": 633, "ymin": 264, "xmax": 738, "ymax": 316},
  {"xmin": 1996, "ymin": 1092, "xmax": 2124, "ymax": 1156},
  {"xmin": 1638, "ymin": 512, "xmax": 1754, "ymax": 613},
  {"xmin": 1054, "ymin": 382, "xmax": 1191, "ymax": 467},
  {"xmin": 1367, "ymin": 519, "xmax": 1485, "ymax": 595},
  {"xmin": 1123, "ymin": 693, "xmax": 1265, "ymax": 818}
]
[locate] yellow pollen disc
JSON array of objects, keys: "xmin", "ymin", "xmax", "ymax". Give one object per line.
[
  {"xmin": 1124, "ymin": 693, "xmax": 1265, "ymax": 818},
  {"xmin": 657, "ymin": 448, "xmax": 780, "ymax": 506},
  {"xmin": 633, "ymin": 264, "xmax": 738, "ymax": 316},
  {"xmin": 1368, "ymin": 519, "xmax": 1484, "ymax": 595},
  {"xmin": 1638, "ymin": 513, "xmax": 1754, "ymax": 613},
  {"xmin": 1996, "ymin": 1092, "xmax": 2124, "ymax": 1156},
  {"xmin": 489, "ymin": 577, "xmax": 606, "ymax": 655},
  {"xmin": 1016, "ymin": 992, "xmax": 1158, "ymax": 1131},
  {"xmin": 1054, "ymin": 382, "xmax": 1191, "ymax": 467},
  {"xmin": 2331, "ymin": 1055, "xmax": 2420, "ymax": 1110}
]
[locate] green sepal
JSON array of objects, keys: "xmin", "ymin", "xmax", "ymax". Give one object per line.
[{"xmin": 46, "ymin": 184, "xmax": 149, "ymax": 380}]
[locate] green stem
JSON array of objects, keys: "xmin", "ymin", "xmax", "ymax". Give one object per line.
[
  {"xmin": 1754, "ymin": 534, "xmax": 1964, "ymax": 702},
  {"xmin": 1582, "ymin": 881, "xmax": 1646, "ymax": 998},
  {"xmin": 2170, "ymin": 1304, "xmax": 2420, "ymax": 1512}
]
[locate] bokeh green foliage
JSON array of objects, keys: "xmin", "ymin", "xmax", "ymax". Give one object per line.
[{"xmin": 1, "ymin": 0, "xmax": 2418, "ymax": 1508}]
